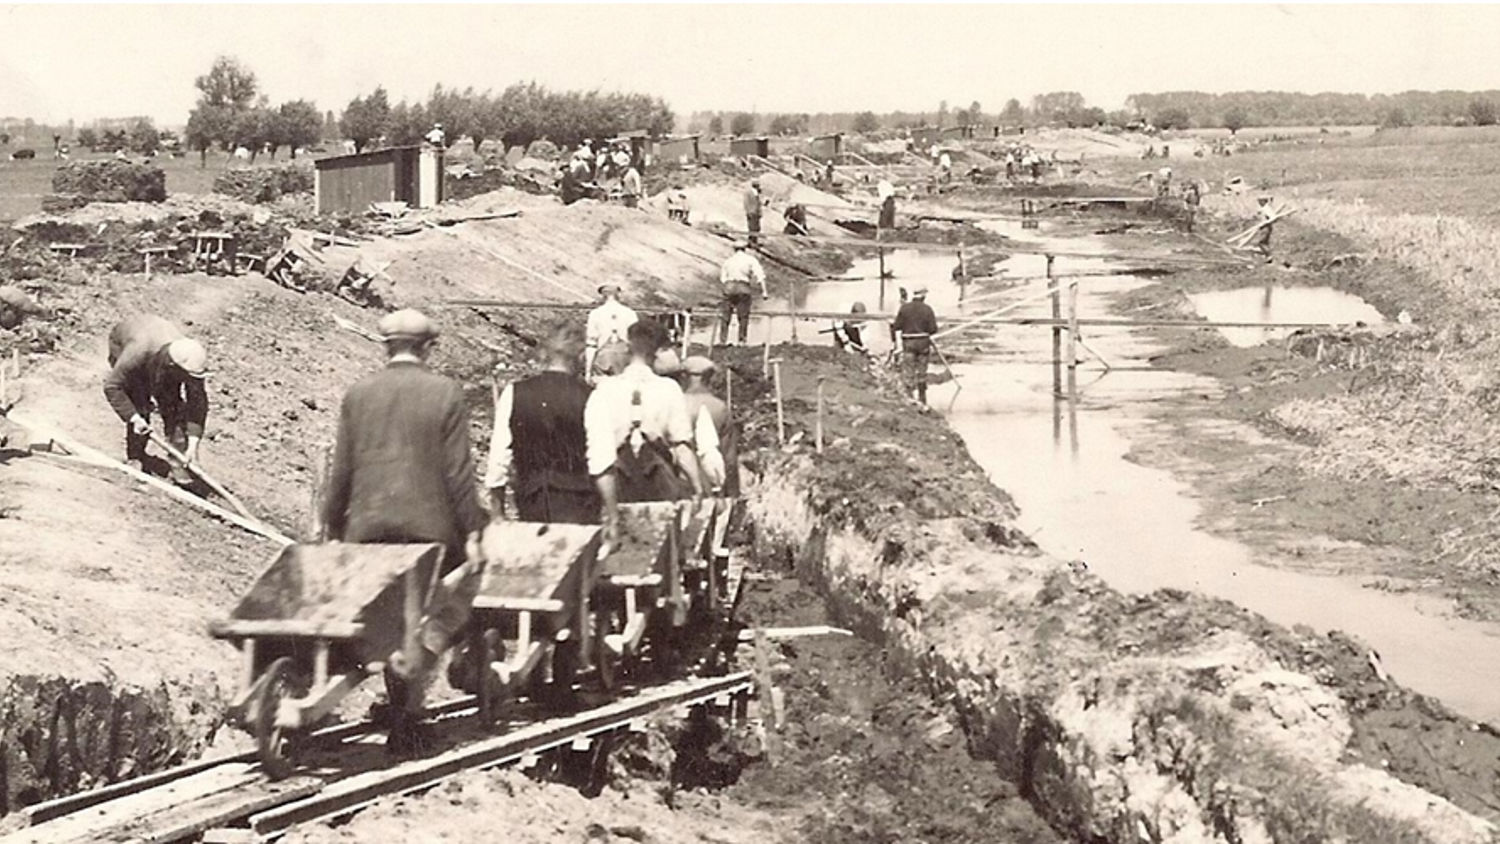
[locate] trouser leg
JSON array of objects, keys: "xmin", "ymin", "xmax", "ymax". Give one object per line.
[
  {"xmin": 734, "ymin": 294, "xmax": 752, "ymax": 343},
  {"xmin": 718, "ymin": 295, "xmax": 734, "ymax": 345}
]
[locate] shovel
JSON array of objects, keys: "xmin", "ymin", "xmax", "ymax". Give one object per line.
[{"xmin": 147, "ymin": 431, "xmax": 259, "ymax": 522}]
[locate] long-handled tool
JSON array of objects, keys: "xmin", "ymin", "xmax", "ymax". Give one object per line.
[{"xmin": 146, "ymin": 432, "xmax": 259, "ymax": 523}]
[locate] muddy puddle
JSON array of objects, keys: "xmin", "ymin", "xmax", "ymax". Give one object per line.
[
  {"xmin": 755, "ymin": 224, "xmax": 1500, "ymax": 724},
  {"xmin": 1190, "ymin": 285, "xmax": 1386, "ymax": 346}
]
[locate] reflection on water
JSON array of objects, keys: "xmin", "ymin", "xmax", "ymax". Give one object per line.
[
  {"xmin": 934, "ymin": 250, "xmax": 1500, "ymax": 724},
  {"xmin": 1190, "ymin": 285, "xmax": 1385, "ymax": 347}
]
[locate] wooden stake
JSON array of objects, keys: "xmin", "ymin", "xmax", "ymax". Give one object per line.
[
  {"xmin": 1066, "ymin": 280, "xmax": 1079, "ymax": 370},
  {"xmin": 681, "ymin": 311, "xmax": 692, "ymax": 358},
  {"xmin": 771, "ymin": 359, "xmax": 785, "ymax": 445},
  {"xmin": 877, "ymin": 247, "xmax": 887, "ymax": 311},
  {"xmin": 761, "ymin": 335, "xmax": 771, "ymax": 378},
  {"xmin": 725, "ymin": 368, "xmax": 734, "ymax": 420},
  {"xmin": 1049, "ymin": 256, "xmax": 1062, "ymax": 397},
  {"xmin": 815, "ymin": 378, "xmax": 825, "ymax": 453}
]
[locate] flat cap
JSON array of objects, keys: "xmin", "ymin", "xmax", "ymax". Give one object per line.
[
  {"xmin": 912, "ymin": 284, "xmax": 930, "ymax": 296},
  {"xmin": 682, "ymin": 355, "xmax": 717, "ymax": 375},
  {"xmin": 378, "ymin": 308, "xmax": 438, "ymax": 340},
  {"xmin": 652, "ymin": 348, "xmax": 683, "ymax": 376},
  {"xmin": 598, "ymin": 282, "xmax": 622, "ymax": 295}
]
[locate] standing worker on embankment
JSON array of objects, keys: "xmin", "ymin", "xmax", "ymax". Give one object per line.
[
  {"xmin": 586, "ymin": 282, "xmax": 638, "ymax": 378},
  {"xmin": 486, "ymin": 322, "xmax": 598, "ymax": 524},
  {"xmin": 877, "ymin": 179, "xmax": 897, "ymax": 235},
  {"xmin": 583, "ymin": 320, "xmax": 705, "ymax": 545},
  {"xmin": 102, "ymin": 315, "xmax": 210, "ymax": 485},
  {"xmin": 621, "ymin": 163, "xmax": 643, "ymax": 209},
  {"xmin": 743, "ymin": 179, "xmax": 766, "ymax": 246},
  {"xmin": 892, "ymin": 285, "xmax": 938, "ymax": 405},
  {"xmin": 717, "ymin": 241, "xmax": 767, "ymax": 346},
  {"xmin": 321, "ymin": 309, "xmax": 489, "ymax": 755}
]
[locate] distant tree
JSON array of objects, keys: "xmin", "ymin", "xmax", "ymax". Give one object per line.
[
  {"xmin": 707, "ymin": 114, "xmax": 723, "ymax": 135},
  {"xmin": 1223, "ymin": 106, "xmax": 1249, "ymax": 135},
  {"xmin": 1032, "ymin": 92, "xmax": 1088, "ymax": 125},
  {"xmin": 194, "ymin": 56, "xmax": 258, "ymax": 112},
  {"xmin": 851, "ymin": 111, "xmax": 880, "ymax": 134},
  {"xmin": 341, "ymin": 87, "xmax": 391, "ymax": 153},
  {"xmin": 387, "ymin": 101, "xmax": 429, "ymax": 146},
  {"xmin": 1380, "ymin": 106, "xmax": 1411, "ymax": 129},
  {"xmin": 768, "ymin": 113, "xmax": 809, "ymax": 136},
  {"xmin": 1075, "ymin": 107, "xmax": 1107, "ymax": 127},
  {"xmin": 231, "ymin": 100, "xmax": 277, "ymax": 160},
  {"xmin": 323, "ymin": 110, "xmax": 340, "ymax": 142},
  {"xmin": 967, "ymin": 100, "xmax": 983, "ymax": 125},
  {"xmin": 277, "ymin": 99, "xmax": 322, "ymax": 157},
  {"xmin": 0, "ymin": 133, "xmax": 9, "ymax": 146},
  {"xmin": 999, "ymin": 98, "xmax": 1025, "ymax": 126},
  {"xmin": 470, "ymin": 91, "xmax": 507, "ymax": 153},
  {"xmin": 425, "ymin": 84, "xmax": 475, "ymax": 148},
  {"xmin": 100, "ymin": 129, "xmax": 128, "ymax": 152},
  {"xmin": 936, "ymin": 99, "xmax": 948, "ymax": 127},
  {"xmin": 729, "ymin": 112, "xmax": 756, "ymax": 136},
  {"xmin": 1154, "ymin": 107, "xmax": 1192, "ymax": 130},
  {"xmin": 1468, "ymin": 98, "xmax": 1498, "ymax": 127},
  {"xmin": 186, "ymin": 104, "xmax": 233, "ymax": 165},
  {"xmin": 76, "ymin": 127, "xmax": 98, "ymax": 150},
  {"xmin": 128, "ymin": 118, "xmax": 160, "ymax": 155}
]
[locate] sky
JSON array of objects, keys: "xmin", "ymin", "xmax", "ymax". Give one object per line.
[{"xmin": 2, "ymin": 3, "xmax": 1499, "ymax": 126}]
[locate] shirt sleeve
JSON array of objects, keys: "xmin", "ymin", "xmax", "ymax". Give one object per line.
[
  {"xmin": 584, "ymin": 387, "xmax": 617, "ymax": 477},
  {"xmin": 102, "ymin": 346, "xmax": 144, "ymax": 423},
  {"xmin": 183, "ymin": 375, "xmax": 209, "ymax": 438},
  {"xmin": 750, "ymin": 257, "xmax": 766, "ymax": 288},
  {"xmin": 484, "ymin": 383, "xmax": 515, "ymax": 489},
  {"xmin": 719, "ymin": 258, "xmax": 732, "ymax": 284},
  {"xmin": 439, "ymin": 381, "xmax": 488, "ymax": 537},
  {"xmin": 694, "ymin": 405, "xmax": 725, "ymax": 488}
]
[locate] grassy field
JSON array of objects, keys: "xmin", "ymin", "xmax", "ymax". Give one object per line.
[{"xmin": 0, "ymin": 151, "xmax": 308, "ymax": 223}]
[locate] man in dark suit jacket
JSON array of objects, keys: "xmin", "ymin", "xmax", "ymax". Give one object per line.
[
  {"xmin": 322, "ymin": 308, "xmax": 488, "ymax": 754},
  {"xmin": 323, "ymin": 309, "xmax": 487, "ymax": 560}
]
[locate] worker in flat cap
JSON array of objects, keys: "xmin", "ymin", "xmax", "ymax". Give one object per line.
[
  {"xmin": 718, "ymin": 241, "xmax": 768, "ymax": 346},
  {"xmin": 680, "ymin": 355, "xmax": 731, "ymax": 493},
  {"xmin": 586, "ymin": 281, "xmax": 638, "ymax": 380},
  {"xmin": 891, "ymin": 284, "xmax": 939, "ymax": 405},
  {"xmin": 103, "ymin": 315, "xmax": 210, "ymax": 485},
  {"xmin": 322, "ymin": 308, "xmax": 489, "ymax": 755}
]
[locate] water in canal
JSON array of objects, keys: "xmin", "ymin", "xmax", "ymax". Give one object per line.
[{"xmin": 762, "ymin": 223, "xmax": 1500, "ymax": 724}]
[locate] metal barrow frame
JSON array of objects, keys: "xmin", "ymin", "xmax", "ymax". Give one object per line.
[{"xmin": 208, "ymin": 542, "xmax": 447, "ymax": 776}]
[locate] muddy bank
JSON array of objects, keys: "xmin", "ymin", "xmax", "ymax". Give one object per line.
[
  {"xmin": 1107, "ymin": 209, "xmax": 1500, "ymax": 621},
  {"xmin": 728, "ymin": 344, "xmax": 1499, "ymax": 843}
]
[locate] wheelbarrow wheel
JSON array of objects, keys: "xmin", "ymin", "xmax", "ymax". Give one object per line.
[
  {"xmin": 253, "ymin": 656, "xmax": 297, "ymax": 780},
  {"xmin": 591, "ymin": 608, "xmax": 623, "ymax": 693}
]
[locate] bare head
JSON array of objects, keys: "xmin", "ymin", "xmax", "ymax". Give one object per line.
[
  {"xmin": 542, "ymin": 320, "xmax": 586, "ymax": 372},
  {"xmin": 627, "ymin": 318, "xmax": 668, "ymax": 362}
]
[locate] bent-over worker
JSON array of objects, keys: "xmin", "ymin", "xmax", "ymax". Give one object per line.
[
  {"xmin": 586, "ymin": 282, "xmax": 638, "ymax": 378},
  {"xmin": 584, "ymin": 320, "xmax": 705, "ymax": 544},
  {"xmin": 892, "ymin": 285, "xmax": 938, "ymax": 405},
  {"xmin": 832, "ymin": 301, "xmax": 869, "ymax": 355},
  {"xmin": 486, "ymin": 321, "xmax": 599, "ymax": 524},
  {"xmin": 718, "ymin": 241, "xmax": 767, "ymax": 346},
  {"xmin": 103, "ymin": 315, "xmax": 209, "ymax": 485},
  {"xmin": 321, "ymin": 309, "xmax": 489, "ymax": 753}
]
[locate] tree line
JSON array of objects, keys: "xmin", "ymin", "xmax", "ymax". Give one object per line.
[
  {"xmin": 690, "ymin": 88, "xmax": 1500, "ymax": 137},
  {"xmin": 339, "ymin": 82, "xmax": 673, "ymax": 154},
  {"xmin": 181, "ymin": 56, "xmax": 675, "ymax": 165}
]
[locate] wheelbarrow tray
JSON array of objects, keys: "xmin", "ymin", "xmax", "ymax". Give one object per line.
[
  {"xmin": 209, "ymin": 542, "xmax": 445, "ymax": 671},
  {"xmin": 472, "ymin": 522, "xmax": 602, "ymax": 615},
  {"xmin": 597, "ymin": 501, "xmax": 679, "ymax": 582}
]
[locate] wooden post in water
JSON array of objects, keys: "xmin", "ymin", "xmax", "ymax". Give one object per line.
[
  {"xmin": 790, "ymin": 279, "xmax": 799, "ymax": 344},
  {"xmin": 681, "ymin": 311, "xmax": 692, "ymax": 358},
  {"xmin": 771, "ymin": 359, "xmax": 786, "ymax": 445},
  {"xmin": 1048, "ymin": 255, "xmax": 1061, "ymax": 396},
  {"xmin": 815, "ymin": 378, "xmax": 825, "ymax": 453},
  {"xmin": 957, "ymin": 246, "xmax": 967, "ymax": 303},
  {"xmin": 1066, "ymin": 280, "xmax": 1080, "ymax": 371},
  {"xmin": 877, "ymin": 247, "xmax": 887, "ymax": 311}
]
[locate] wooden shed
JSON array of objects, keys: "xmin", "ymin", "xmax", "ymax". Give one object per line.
[
  {"xmin": 910, "ymin": 126, "xmax": 942, "ymax": 149},
  {"xmin": 607, "ymin": 131, "xmax": 654, "ymax": 167},
  {"xmin": 809, "ymin": 133, "xmax": 844, "ymax": 161},
  {"xmin": 313, "ymin": 146, "xmax": 445, "ymax": 215},
  {"xmin": 657, "ymin": 134, "xmax": 701, "ymax": 163},
  {"xmin": 729, "ymin": 136, "xmax": 770, "ymax": 158}
]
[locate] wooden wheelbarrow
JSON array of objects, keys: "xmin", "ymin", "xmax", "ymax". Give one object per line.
[{"xmin": 208, "ymin": 542, "xmax": 448, "ymax": 777}]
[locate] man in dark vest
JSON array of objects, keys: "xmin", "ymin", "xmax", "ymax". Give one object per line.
[
  {"xmin": 322, "ymin": 308, "xmax": 489, "ymax": 754},
  {"xmin": 485, "ymin": 322, "xmax": 599, "ymax": 524}
]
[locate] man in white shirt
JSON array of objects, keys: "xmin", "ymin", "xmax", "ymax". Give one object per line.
[
  {"xmin": 621, "ymin": 165, "xmax": 643, "ymax": 208},
  {"xmin": 717, "ymin": 242, "xmax": 767, "ymax": 345},
  {"xmin": 425, "ymin": 123, "xmax": 446, "ymax": 148},
  {"xmin": 586, "ymin": 283, "xmax": 638, "ymax": 378},
  {"xmin": 938, "ymin": 151, "xmax": 952, "ymax": 183},
  {"xmin": 584, "ymin": 320, "xmax": 705, "ymax": 543}
]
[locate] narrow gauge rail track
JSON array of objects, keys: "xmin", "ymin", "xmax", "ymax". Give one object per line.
[{"xmin": 3, "ymin": 672, "xmax": 753, "ymax": 843}]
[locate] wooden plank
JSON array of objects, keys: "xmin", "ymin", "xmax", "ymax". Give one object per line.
[
  {"xmin": 471, "ymin": 596, "xmax": 566, "ymax": 613},
  {"xmin": 208, "ymin": 619, "xmax": 366, "ymax": 640},
  {"xmin": 248, "ymin": 673, "xmax": 755, "ymax": 836}
]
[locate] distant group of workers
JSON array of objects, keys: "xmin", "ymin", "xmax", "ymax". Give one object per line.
[{"xmin": 559, "ymin": 138, "xmax": 643, "ymax": 207}]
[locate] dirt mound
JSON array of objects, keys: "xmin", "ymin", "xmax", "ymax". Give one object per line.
[{"xmin": 49, "ymin": 160, "xmax": 165, "ymax": 204}]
